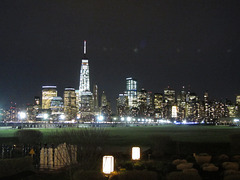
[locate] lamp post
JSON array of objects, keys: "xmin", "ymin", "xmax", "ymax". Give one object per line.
[
  {"xmin": 18, "ymin": 112, "xmax": 26, "ymax": 129},
  {"xmin": 132, "ymin": 147, "xmax": 140, "ymax": 160},
  {"xmin": 102, "ymin": 155, "xmax": 114, "ymax": 175},
  {"xmin": 43, "ymin": 113, "xmax": 48, "ymax": 128}
]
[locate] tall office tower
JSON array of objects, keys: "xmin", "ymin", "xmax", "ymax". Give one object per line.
[
  {"xmin": 125, "ymin": 77, "xmax": 137, "ymax": 108},
  {"xmin": 154, "ymin": 93, "xmax": 163, "ymax": 119},
  {"xmin": 146, "ymin": 91, "xmax": 154, "ymax": 118},
  {"xmin": 185, "ymin": 93, "xmax": 200, "ymax": 120},
  {"xmin": 78, "ymin": 41, "xmax": 93, "ymax": 119},
  {"xmin": 101, "ymin": 91, "xmax": 108, "ymax": 107},
  {"xmin": 137, "ymin": 88, "xmax": 147, "ymax": 116},
  {"xmin": 236, "ymin": 95, "xmax": 240, "ymax": 105},
  {"xmin": 93, "ymin": 84, "xmax": 99, "ymax": 113},
  {"xmin": 177, "ymin": 86, "xmax": 186, "ymax": 106},
  {"xmin": 116, "ymin": 93, "xmax": 129, "ymax": 117},
  {"xmin": 164, "ymin": 87, "xmax": 175, "ymax": 105},
  {"xmin": 42, "ymin": 86, "xmax": 57, "ymax": 109},
  {"xmin": 177, "ymin": 86, "xmax": 187, "ymax": 119},
  {"xmin": 204, "ymin": 91, "xmax": 209, "ymax": 120},
  {"xmin": 163, "ymin": 87, "xmax": 175, "ymax": 119},
  {"xmin": 64, "ymin": 88, "xmax": 77, "ymax": 120},
  {"xmin": 100, "ymin": 91, "xmax": 112, "ymax": 120},
  {"xmin": 79, "ymin": 40, "xmax": 91, "ymax": 95}
]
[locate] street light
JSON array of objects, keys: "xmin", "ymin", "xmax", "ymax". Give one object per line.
[
  {"xmin": 43, "ymin": 113, "xmax": 48, "ymax": 120},
  {"xmin": 43, "ymin": 113, "xmax": 49, "ymax": 128},
  {"xmin": 18, "ymin": 112, "xmax": 26, "ymax": 120},
  {"xmin": 127, "ymin": 117, "xmax": 132, "ymax": 122},
  {"xmin": 18, "ymin": 112, "xmax": 26, "ymax": 129},
  {"xmin": 97, "ymin": 115, "xmax": 104, "ymax": 122},
  {"xmin": 59, "ymin": 114, "xmax": 65, "ymax": 120}
]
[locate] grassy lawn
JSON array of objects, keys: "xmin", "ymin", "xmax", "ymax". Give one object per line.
[
  {"xmin": 1, "ymin": 125, "xmax": 240, "ymax": 146},
  {"xmin": 106, "ymin": 125, "xmax": 240, "ymax": 146}
]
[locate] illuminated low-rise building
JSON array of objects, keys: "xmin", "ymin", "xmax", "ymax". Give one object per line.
[{"xmin": 50, "ymin": 97, "xmax": 64, "ymax": 115}]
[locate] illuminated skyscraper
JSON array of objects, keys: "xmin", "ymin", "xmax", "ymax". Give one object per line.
[
  {"xmin": 78, "ymin": 41, "xmax": 93, "ymax": 119},
  {"xmin": 79, "ymin": 40, "xmax": 90, "ymax": 95},
  {"xmin": 100, "ymin": 91, "xmax": 112, "ymax": 120},
  {"xmin": 163, "ymin": 87, "xmax": 175, "ymax": 119},
  {"xmin": 164, "ymin": 87, "xmax": 175, "ymax": 105},
  {"xmin": 125, "ymin": 77, "xmax": 137, "ymax": 108},
  {"xmin": 236, "ymin": 95, "xmax": 240, "ymax": 105},
  {"xmin": 93, "ymin": 84, "xmax": 99, "ymax": 113},
  {"xmin": 101, "ymin": 91, "xmax": 108, "ymax": 107},
  {"xmin": 154, "ymin": 93, "xmax": 163, "ymax": 118},
  {"xmin": 204, "ymin": 91, "xmax": 209, "ymax": 119},
  {"xmin": 42, "ymin": 86, "xmax": 57, "ymax": 109},
  {"xmin": 116, "ymin": 93, "xmax": 129, "ymax": 116},
  {"xmin": 137, "ymin": 88, "xmax": 147, "ymax": 116},
  {"xmin": 64, "ymin": 88, "xmax": 77, "ymax": 120}
]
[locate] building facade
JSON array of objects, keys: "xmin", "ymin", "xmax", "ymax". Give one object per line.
[{"xmin": 42, "ymin": 86, "xmax": 57, "ymax": 109}]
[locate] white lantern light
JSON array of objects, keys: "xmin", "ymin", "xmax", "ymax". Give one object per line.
[
  {"xmin": 102, "ymin": 156, "xmax": 114, "ymax": 174},
  {"xmin": 132, "ymin": 147, "xmax": 140, "ymax": 160}
]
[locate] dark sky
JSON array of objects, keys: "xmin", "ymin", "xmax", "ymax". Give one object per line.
[{"xmin": 0, "ymin": 0, "xmax": 240, "ymax": 110}]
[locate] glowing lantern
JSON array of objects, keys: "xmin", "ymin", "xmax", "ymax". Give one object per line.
[
  {"xmin": 132, "ymin": 147, "xmax": 140, "ymax": 160},
  {"xmin": 102, "ymin": 156, "xmax": 114, "ymax": 174}
]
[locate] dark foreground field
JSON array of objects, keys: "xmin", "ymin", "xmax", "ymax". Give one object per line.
[{"xmin": 1, "ymin": 125, "xmax": 240, "ymax": 180}]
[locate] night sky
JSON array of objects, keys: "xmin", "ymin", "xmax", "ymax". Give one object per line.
[{"xmin": 0, "ymin": 0, "xmax": 240, "ymax": 110}]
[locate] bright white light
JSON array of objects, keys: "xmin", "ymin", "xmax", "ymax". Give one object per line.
[
  {"xmin": 132, "ymin": 147, "xmax": 140, "ymax": 160},
  {"xmin": 43, "ymin": 114, "xmax": 48, "ymax": 120},
  {"xmin": 172, "ymin": 106, "xmax": 178, "ymax": 118},
  {"xmin": 138, "ymin": 119, "xmax": 140, "ymax": 122},
  {"xmin": 18, "ymin": 112, "xmax": 26, "ymax": 120},
  {"xmin": 102, "ymin": 156, "xmax": 114, "ymax": 174},
  {"xmin": 127, "ymin": 117, "xmax": 132, "ymax": 121},
  {"xmin": 158, "ymin": 119, "xmax": 172, "ymax": 124},
  {"xmin": 234, "ymin": 119, "xmax": 239, "ymax": 122},
  {"xmin": 113, "ymin": 117, "xmax": 117, "ymax": 121},
  {"xmin": 121, "ymin": 117, "xmax": 125, "ymax": 121},
  {"xmin": 133, "ymin": 118, "xmax": 136, "ymax": 121},
  {"xmin": 97, "ymin": 115, "xmax": 104, "ymax": 121},
  {"xmin": 59, "ymin": 114, "xmax": 65, "ymax": 120},
  {"xmin": 182, "ymin": 120, "xmax": 187, "ymax": 124}
]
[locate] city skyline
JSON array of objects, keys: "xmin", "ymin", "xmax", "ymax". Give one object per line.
[{"xmin": 0, "ymin": 0, "xmax": 240, "ymax": 109}]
